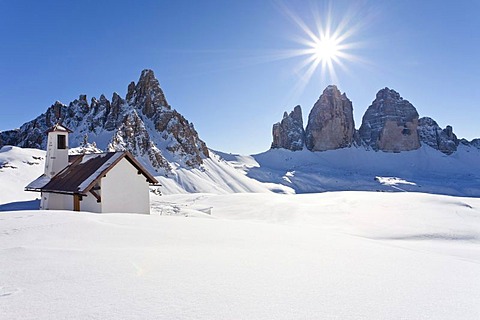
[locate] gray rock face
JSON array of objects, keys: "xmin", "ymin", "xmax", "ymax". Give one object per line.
[
  {"xmin": 305, "ymin": 85, "xmax": 355, "ymax": 151},
  {"xmin": 127, "ymin": 69, "xmax": 170, "ymax": 118},
  {"xmin": 0, "ymin": 69, "xmax": 209, "ymax": 173},
  {"xmin": 0, "ymin": 101, "xmax": 67, "ymax": 149},
  {"xmin": 459, "ymin": 138, "xmax": 480, "ymax": 150},
  {"xmin": 107, "ymin": 110, "xmax": 172, "ymax": 174},
  {"xmin": 470, "ymin": 138, "xmax": 480, "ymax": 149},
  {"xmin": 359, "ymin": 88, "xmax": 420, "ymax": 152},
  {"xmin": 127, "ymin": 70, "xmax": 209, "ymax": 167},
  {"xmin": 418, "ymin": 117, "xmax": 458, "ymax": 154},
  {"xmin": 271, "ymin": 105, "xmax": 305, "ymax": 151}
]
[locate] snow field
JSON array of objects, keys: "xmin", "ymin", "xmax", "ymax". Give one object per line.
[
  {"xmin": 1, "ymin": 192, "xmax": 479, "ymax": 319},
  {"xmin": 1, "ymin": 145, "xmax": 480, "ymax": 319},
  {"xmin": 0, "ymin": 146, "xmax": 45, "ymax": 204}
]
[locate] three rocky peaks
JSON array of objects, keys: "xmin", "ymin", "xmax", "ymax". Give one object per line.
[
  {"xmin": 272, "ymin": 85, "xmax": 477, "ymax": 155},
  {"xmin": 1, "ymin": 70, "xmax": 477, "ymax": 175},
  {"xmin": 0, "ymin": 70, "xmax": 209, "ymax": 173}
]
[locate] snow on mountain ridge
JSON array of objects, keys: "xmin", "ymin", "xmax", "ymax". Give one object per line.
[
  {"xmin": 0, "ymin": 146, "xmax": 290, "ymax": 205},
  {"xmin": 0, "ymin": 69, "xmax": 208, "ymax": 174},
  {"xmin": 222, "ymin": 144, "xmax": 480, "ymax": 197}
]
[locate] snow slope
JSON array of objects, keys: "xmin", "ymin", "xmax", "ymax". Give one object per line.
[
  {"xmin": 2, "ymin": 143, "xmax": 479, "ymax": 203},
  {"xmin": 155, "ymin": 151, "xmax": 292, "ymax": 194},
  {"xmin": 0, "ymin": 146, "xmax": 44, "ymax": 205},
  {"xmin": 0, "ymin": 147, "xmax": 288, "ymax": 206},
  {"xmin": 1, "ymin": 192, "xmax": 480, "ymax": 319},
  {"xmin": 218, "ymin": 144, "xmax": 480, "ymax": 197}
]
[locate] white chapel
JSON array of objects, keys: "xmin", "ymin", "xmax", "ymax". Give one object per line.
[{"xmin": 26, "ymin": 124, "xmax": 158, "ymax": 214}]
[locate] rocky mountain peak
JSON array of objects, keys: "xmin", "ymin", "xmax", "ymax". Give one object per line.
[
  {"xmin": 323, "ymin": 85, "xmax": 340, "ymax": 94},
  {"xmin": 127, "ymin": 69, "xmax": 170, "ymax": 118},
  {"xmin": 359, "ymin": 88, "xmax": 420, "ymax": 152},
  {"xmin": 126, "ymin": 82, "xmax": 135, "ymax": 101},
  {"xmin": 112, "ymin": 92, "xmax": 121, "ymax": 101},
  {"xmin": 0, "ymin": 69, "xmax": 209, "ymax": 174},
  {"xmin": 418, "ymin": 117, "xmax": 458, "ymax": 154},
  {"xmin": 289, "ymin": 105, "xmax": 303, "ymax": 122},
  {"xmin": 269, "ymin": 85, "xmax": 479, "ymax": 155},
  {"xmin": 305, "ymin": 85, "xmax": 355, "ymax": 151},
  {"xmin": 271, "ymin": 105, "xmax": 305, "ymax": 151},
  {"xmin": 375, "ymin": 87, "xmax": 402, "ymax": 101}
]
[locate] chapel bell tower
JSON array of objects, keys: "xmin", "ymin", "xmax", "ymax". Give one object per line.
[{"xmin": 44, "ymin": 124, "xmax": 72, "ymax": 178}]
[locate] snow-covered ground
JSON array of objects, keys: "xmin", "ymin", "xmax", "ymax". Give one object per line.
[
  {"xmin": 0, "ymin": 146, "xmax": 45, "ymax": 205},
  {"xmin": 142, "ymin": 143, "xmax": 480, "ymax": 197},
  {"xmin": 1, "ymin": 145, "xmax": 480, "ymax": 319},
  {"xmin": 3, "ymin": 143, "xmax": 479, "ymax": 199},
  {"xmin": 0, "ymin": 146, "xmax": 288, "ymax": 204},
  {"xmin": 1, "ymin": 192, "xmax": 480, "ymax": 319},
  {"xmin": 219, "ymin": 144, "xmax": 480, "ymax": 197}
]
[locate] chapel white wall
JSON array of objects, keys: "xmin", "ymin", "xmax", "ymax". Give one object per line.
[
  {"xmin": 41, "ymin": 192, "xmax": 73, "ymax": 211},
  {"xmin": 81, "ymin": 192, "xmax": 102, "ymax": 213},
  {"xmin": 101, "ymin": 158, "xmax": 150, "ymax": 214}
]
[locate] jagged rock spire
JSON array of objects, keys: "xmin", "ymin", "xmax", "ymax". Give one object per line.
[
  {"xmin": 127, "ymin": 69, "xmax": 170, "ymax": 118},
  {"xmin": 418, "ymin": 117, "xmax": 458, "ymax": 154},
  {"xmin": 271, "ymin": 105, "xmax": 305, "ymax": 151},
  {"xmin": 359, "ymin": 88, "xmax": 420, "ymax": 152},
  {"xmin": 305, "ymin": 85, "xmax": 355, "ymax": 151},
  {"xmin": 0, "ymin": 69, "xmax": 209, "ymax": 173}
]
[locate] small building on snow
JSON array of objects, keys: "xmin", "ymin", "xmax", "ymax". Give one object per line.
[{"xmin": 26, "ymin": 124, "xmax": 158, "ymax": 214}]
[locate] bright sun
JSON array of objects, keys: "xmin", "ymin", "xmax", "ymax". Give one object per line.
[
  {"xmin": 273, "ymin": 1, "xmax": 365, "ymax": 95},
  {"xmin": 312, "ymin": 36, "xmax": 340, "ymax": 62}
]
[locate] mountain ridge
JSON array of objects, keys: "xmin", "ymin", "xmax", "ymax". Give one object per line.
[
  {"xmin": 272, "ymin": 86, "xmax": 479, "ymax": 154},
  {"xmin": 0, "ymin": 69, "xmax": 208, "ymax": 174}
]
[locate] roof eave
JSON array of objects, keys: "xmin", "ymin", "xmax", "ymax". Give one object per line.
[{"xmin": 123, "ymin": 151, "xmax": 159, "ymax": 184}]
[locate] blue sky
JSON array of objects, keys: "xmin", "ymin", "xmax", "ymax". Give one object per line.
[{"xmin": 1, "ymin": 0, "xmax": 479, "ymax": 154}]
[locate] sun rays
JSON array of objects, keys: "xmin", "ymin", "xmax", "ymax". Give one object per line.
[
  {"xmin": 167, "ymin": 1, "xmax": 369, "ymax": 104},
  {"xmin": 273, "ymin": 1, "xmax": 368, "ymax": 100}
]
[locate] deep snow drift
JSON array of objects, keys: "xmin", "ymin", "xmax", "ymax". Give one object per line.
[{"xmin": 1, "ymin": 192, "xmax": 480, "ymax": 319}]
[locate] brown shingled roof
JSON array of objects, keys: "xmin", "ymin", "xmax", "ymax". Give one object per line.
[{"xmin": 26, "ymin": 151, "xmax": 158, "ymax": 195}]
